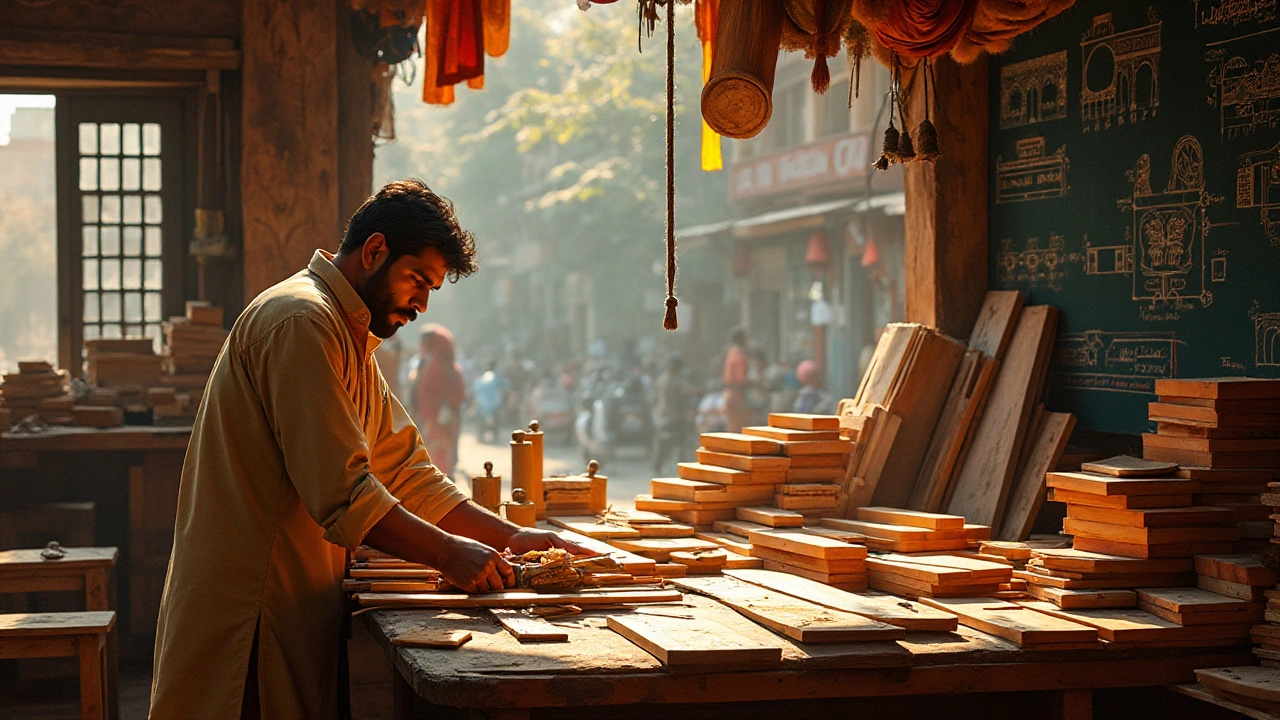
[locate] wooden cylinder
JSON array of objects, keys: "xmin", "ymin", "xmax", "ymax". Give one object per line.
[
  {"xmin": 586, "ymin": 459, "xmax": 608, "ymax": 514},
  {"xmin": 700, "ymin": 0, "xmax": 786, "ymax": 139},
  {"xmin": 526, "ymin": 420, "xmax": 546, "ymax": 519},
  {"xmin": 510, "ymin": 430, "xmax": 538, "ymax": 519},
  {"xmin": 502, "ymin": 492, "xmax": 536, "ymax": 527},
  {"xmin": 471, "ymin": 461, "xmax": 502, "ymax": 514}
]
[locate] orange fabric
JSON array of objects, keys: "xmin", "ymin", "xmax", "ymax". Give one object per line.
[
  {"xmin": 423, "ymin": 0, "xmax": 456, "ymax": 105},
  {"xmin": 874, "ymin": 0, "xmax": 979, "ymax": 59},
  {"xmin": 723, "ymin": 345, "xmax": 748, "ymax": 387},
  {"xmin": 438, "ymin": 0, "xmax": 485, "ymax": 86},
  {"xmin": 483, "ymin": 0, "xmax": 511, "ymax": 57}
]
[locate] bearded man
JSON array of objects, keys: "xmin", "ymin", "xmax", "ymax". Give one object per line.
[{"xmin": 149, "ymin": 180, "xmax": 581, "ymax": 719}]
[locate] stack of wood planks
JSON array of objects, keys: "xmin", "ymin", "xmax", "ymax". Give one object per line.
[
  {"xmin": 749, "ymin": 413, "xmax": 847, "ymax": 516},
  {"xmin": 820, "ymin": 507, "xmax": 987, "ymax": 553},
  {"xmin": 0, "ymin": 361, "xmax": 72, "ymax": 424},
  {"xmin": 1195, "ymin": 667, "xmax": 1280, "ymax": 716},
  {"xmin": 1142, "ymin": 377, "xmax": 1280, "ymax": 554},
  {"xmin": 1018, "ymin": 547, "xmax": 1195, "ymax": 607},
  {"xmin": 866, "ymin": 552, "xmax": 1015, "ymax": 599},
  {"xmin": 697, "ymin": 518, "xmax": 869, "ymax": 590},
  {"xmin": 162, "ymin": 302, "xmax": 228, "ymax": 376},
  {"xmin": 86, "ymin": 337, "xmax": 164, "ymax": 388}
]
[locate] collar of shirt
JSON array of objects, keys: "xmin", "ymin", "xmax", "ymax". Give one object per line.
[{"xmin": 308, "ymin": 250, "xmax": 383, "ymax": 359}]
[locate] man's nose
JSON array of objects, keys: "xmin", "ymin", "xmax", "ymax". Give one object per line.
[{"xmin": 411, "ymin": 291, "xmax": 429, "ymax": 313}]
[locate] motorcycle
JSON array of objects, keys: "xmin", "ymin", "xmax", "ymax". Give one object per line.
[{"xmin": 574, "ymin": 369, "xmax": 652, "ymax": 463}]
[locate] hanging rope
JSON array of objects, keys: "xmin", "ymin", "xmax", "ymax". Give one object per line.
[{"xmin": 662, "ymin": 0, "xmax": 679, "ymax": 331}]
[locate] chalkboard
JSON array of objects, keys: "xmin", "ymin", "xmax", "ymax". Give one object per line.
[{"xmin": 988, "ymin": 0, "xmax": 1280, "ymax": 434}]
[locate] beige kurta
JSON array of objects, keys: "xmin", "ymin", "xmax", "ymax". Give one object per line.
[{"xmin": 150, "ymin": 251, "xmax": 467, "ymax": 719}]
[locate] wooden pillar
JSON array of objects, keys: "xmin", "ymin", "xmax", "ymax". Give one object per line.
[
  {"xmin": 336, "ymin": 3, "xmax": 376, "ymax": 222},
  {"xmin": 241, "ymin": 0, "xmax": 341, "ymax": 299},
  {"xmin": 903, "ymin": 56, "xmax": 989, "ymax": 339}
]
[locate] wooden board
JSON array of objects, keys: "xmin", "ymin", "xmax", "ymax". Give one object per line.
[
  {"xmin": 818, "ymin": 517, "xmax": 962, "ymax": 541},
  {"xmin": 773, "ymin": 494, "xmax": 837, "ymax": 511},
  {"xmin": 910, "ymin": 349, "xmax": 998, "ymax": 512},
  {"xmin": 711, "ymin": 519, "xmax": 771, "ymax": 538},
  {"xmin": 724, "ymin": 568, "xmax": 958, "ymax": 631},
  {"xmin": 632, "ymin": 523, "xmax": 697, "ymax": 539},
  {"xmin": 917, "ymin": 596, "xmax": 1098, "ymax": 647},
  {"xmin": 1155, "ymin": 378, "xmax": 1280, "ymax": 400},
  {"xmin": 1143, "ymin": 445, "xmax": 1280, "ymax": 469},
  {"xmin": 694, "ymin": 531, "xmax": 754, "ymax": 555},
  {"xmin": 768, "ymin": 413, "xmax": 841, "ymax": 431},
  {"xmin": 1046, "ymin": 472, "xmax": 1199, "ymax": 496},
  {"xmin": 1079, "ymin": 455, "xmax": 1180, "ymax": 478},
  {"xmin": 1198, "ymin": 575, "xmax": 1267, "ymax": 602},
  {"xmin": 634, "ymin": 495, "xmax": 739, "ymax": 512},
  {"xmin": 735, "ymin": 506, "xmax": 805, "ymax": 528},
  {"xmin": 1143, "ymin": 434, "xmax": 1280, "ymax": 453},
  {"xmin": 1017, "ymin": 568, "xmax": 1197, "ymax": 590},
  {"xmin": 968, "ymin": 290, "xmax": 1025, "ymax": 360},
  {"xmin": 1065, "ymin": 504, "xmax": 1236, "ymax": 528},
  {"xmin": 746, "ymin": 528, "xmax": 867, "ymax": 561},
  {"xmin": 1148, "ymin": 403, "xmax": 1280, "ymax": 428},
  {"xmin": 869, "ymin": 574, "xmax": 1002, "ymax": 599},
  {"xmin": 780, "ymin": 440, "xmax": 855, "ymax": 457},
  {"xmin": 775, "ymin": 482, "xmax": 838, "ymax": 496},
  {"xmin": 747, "ymin": 546, "xmax": 867, "ymax": 574},
  {"xmin": 488, "ymin": 608, "xmax": 569, "ymax": 642},
  {"xmin": 696, "ymin": 448, "xmax": 791, "ymax": 472},
  {"xmin": 1062, "ymin": 518, "xmax": 1239, "ymax": 545},
  {"xmin": 743, "ymin": 426, "xmax": 843, "ymax": 442},
  {"xmin": 1021, "ymin": 602, "xmax": 1249, "ymax": 645},
  {"xmin": 1071, "ymin": 536, "xmax": 1234, "ymax": 559},
  {"xmin": 606, "ymin": 611, "xmax": 782, "ymax": 669},
  {"xmin": 1047, "ymin": 488, "xmax": 1193, "ymax": 509},
  {"xmin": 390, "ymin": 627, "xmax": 473, "ymax": 648},
  {"xmin": 1025, "ymin": 584, "xmax": 1136, "ymax": 610},
  {"xmin": 787, "ymin": 453, "xmax": 849, "ymax": 469},
  {"xmin": 547, "ymin": 517, "xmax": 643, "ymax": 540},
  {"xmin": 873, "ymin": 553, "xmax": 1012, "ymax": 581},
  {"xmin": 948, "ymin": 306, "xmax": 1057, "ymax": 531},
  {"xmin": 1195, "ymin": 555, "xmax": 1277, "ymax": 586},
  {"xmin": 671, "ymin": 575, "xmax": 905, "ymax": 643},
  {"xmin": 759, "ymin": 561, "xmax": 868, "ymax": 590},
  {"xmin": 356, "ymin": 589, "xmax": 683, "ymax": 609},
  {"xmin": 1197, "ymin": 666, "xmax": 1280, "ymax": 706},
  {"xmin": 785, "ymin": 466, "xmax": 845, "ymax": 482},
  {"xmin": 854, "ymin": 506, "xmax": 965, "ymax": 530},
  {"xmin": 998, "ymin": 411, "xmax": 1076, "ymax": 541},
  {"xmin": 1137, "ymin": 587, "xmax": 1262, "ymax": 615},
  {"xmin": 651, "ymin": 477, "xmax": 775, "ymax": 504},
  {"xmin": 838, "ymin": 407, "xmax": 900, "ymax": 513},
  {"xmin": 699, "ymin": 433, "xmax": 784, "ymax": 456},
  {"xmin": 609, "ymin": 538, "xmax": 722, "ymax": 562},
  {"xmin": 678, "ymin": 463, "xmax": 785, "ymax": 486}
]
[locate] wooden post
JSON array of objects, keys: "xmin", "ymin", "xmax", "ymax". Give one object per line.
[
  {"xmin": 525, "ymin": 421, "xmax": 545, "ymax": 519},
  {"xmin": 902, "ymin": 56, "xmax": 989, "ymax": 339},
  {"xmin": 336, "ymin": 2, "xmax": 375, "ymax": 220},
  {"xmin": 241, "ymin": 0, "xmax": 341, "ymax": 299}
]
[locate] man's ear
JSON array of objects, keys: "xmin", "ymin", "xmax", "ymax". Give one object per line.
[{"xmin": 362, "ymin": 233, "xmax": 389, "ymax": 271}]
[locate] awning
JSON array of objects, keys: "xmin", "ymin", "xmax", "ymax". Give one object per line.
[{"xmin": 676, "ymin": 192, "xmax": 905, "ymax": 242}]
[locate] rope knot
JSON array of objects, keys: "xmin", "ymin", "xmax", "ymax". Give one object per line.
[{"xmin": 663, "ymin": 296, "xmax": 679, "ymax": 331}]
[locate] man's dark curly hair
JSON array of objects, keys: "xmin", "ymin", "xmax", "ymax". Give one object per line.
[{"xmin": 339, "ymin": 179, "xmax": 478, "ymax": 281}]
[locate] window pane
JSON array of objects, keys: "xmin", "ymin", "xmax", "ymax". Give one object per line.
[
  {"xmin": 79, "ymin": 158, "xmax": 98, "ymax": 191},
  {"xmin": 101, "ymin": 195, "xmax": 120, "ymax": 223},
  {"xmin": 101, "ymin": 227, "xmax": 120, "ymax": 255},
  {"xmin": 83, "ymin": 324, "xmax": 100, "ymax": 341},
  {"xmin": 103, "ymin": 324, "xmax": 122, "ymax": 339},
  {"xmin": 99, "ymin": 123, "xmax": 121, "ymax": 155},
  {"xmin": 124, "ymin": 292, "xmax": 142, "ymax": 322},
  {"xmin": 142, "ymin": 158, "xmax": 161, "ymax": 191},
  {"xmin": 101, "ymin": 259, "xmax": 120, "ymax": 290},
  {"xmin": 144, "ymin": 324, "xmax": 161, "ymax": 345},
  {"xmin": 144, "ymin": 195, "xmax": 162, "ymax": 223},
  {"xmin": 122, "ymin": 158, "xmax": 141, "ymax": 191},
  {"xmin": 83, "ymin": 259, "xmax": 99, "ymax": 290},
  {"xmin": 101, "ymin": 292, "xmax": 121, "ymax": 322},
  {"xmin": 122, "ymin": 123, "xmax": 141, "ymax": 155},
  {"xmin": 145, "ymin": 226, "xmax": 161, "ymax": 256},
  {"xmin": 142, "ymin": 124, "xmax": 161, "ymax": 155},
  {"xmin": 144, "ymin": 260, "xmax": 162, "ymax": 290},
  {"xmin": 100, "ymin": 157, "xmax": 120, "ymax": 191},
  {"xmin": 82, "ymin": 195, "xmax": 99, "ymax": 223},
  {"xmin": 82, "ymin": 226, "xmax": 98, "ymax": 257},
  {"xmin": 83, "ymin": 293, "xmax": 99, "ymax": 323},
  {"xmin": 123, "ymin": 226, "xmax": 142, "ymax": 255},
  {"xmin": 144, "ymin": 291, "xmax": 162, "ymax": 320},
  {"xmin": 123, "ymin": 259, "xmax": 142, "ymax": 289},
  {"xmin": 123, "ymin": 195, "xmax": 141, "ymax": 225},
  {"xmin": 78, "ymin": 123, "xmax": 98, "ymax": 155}
]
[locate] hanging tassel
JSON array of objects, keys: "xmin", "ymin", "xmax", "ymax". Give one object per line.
[
  {"xmin": 811, "ymin": 0, "xmax": 829, "ymax": 94},
  {"xmin": 663, "ymin": 296, "xmax": 679, "ymax": 331},
  {"xmin": 915, "ymin": 118, "xmax": 940, "ymax": 161},
  {"xmin": 874, "ymin": 122, "xmax": 899, "ymax": 169},
  {"xmin": 896, "ymin": 126, "xmax": 916, "ymax": 162},
  {"xmin": 812, "ymin": 54, "xmax": 830, "ymax": 94}
]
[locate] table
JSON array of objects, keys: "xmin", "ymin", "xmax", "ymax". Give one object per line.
[
  {"xmin": 363, "ymin": 593, "xmax": 1253, "ymax": 720},
  {"xmin": 0, "ymin": 426, "xmax": 190, "ymax": 639}
]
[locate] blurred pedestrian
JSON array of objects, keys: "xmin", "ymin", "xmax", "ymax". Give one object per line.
[
  {"xmin": 414, "ymin": 324, "xmax": 465, "ymax": 477},
  {"xmin": 792, "ymin": 359, "xmax": 836, "ymax": 415},
  {"xmin": 722, "ymin": 327, "xmax": 750, "ymax": 433},
  {"xmin": 651, "ymin": 354, "xmax": 691, "ymax": 475},
  {"xmin": 471, "ymin": 362, "xmax": 507, "ymax": 444}
]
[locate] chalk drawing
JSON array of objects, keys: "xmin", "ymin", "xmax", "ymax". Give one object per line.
[
  {"xmin": 996, "ymin": 136, "xmax": 1070, "ymax": 203},
  {"xmin": 1056, "ymin": 329, "xmax": 1179, "ymax": 394},
  {"xmin": 1001, "ymin": 51, "xmax": 1069, "ymax": 130},
  {"xmin": 1237, "ymin": 141, "xmax": 1280, "ymax": 245},
  {"xmin": 1081, "ymin": 9, "xmax": 1161, "ymax": 133}
]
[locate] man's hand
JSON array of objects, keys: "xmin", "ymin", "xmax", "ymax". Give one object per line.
[
  {"xmin": 436, "ymin": 534, "xmax": 515, "ymax": 593},
  {"xmin": 506, "ymin": 527, "xmax": 591, "ymax": 556}
]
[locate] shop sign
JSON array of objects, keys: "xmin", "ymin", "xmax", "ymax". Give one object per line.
[{"xmin": 731, "ymin": 133, "xmax": 870, "ymax": 202}]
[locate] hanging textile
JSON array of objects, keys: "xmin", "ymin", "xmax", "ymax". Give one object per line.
[
  {"xmin": 423, "ymin": 0, "xmax": 457, "ymax": 105},
  {"xmin": 483, "ymin": 0, "xmax": 511, "ymax": 57},
  {"xmin": 849, "ymin": 0, "xmax": 1074, "ymax": 64},
  {"xmin": 694, "ymin": 0, "xmax": 722, "ymax": 172},
  {"xmin": 437, "ymin": 0, "xmax": 485, "ymax": 86}
]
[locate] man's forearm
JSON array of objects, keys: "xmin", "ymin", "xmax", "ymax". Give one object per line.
[{"xmin": 436, "ymin": 500, "xmax": 522, "ymax": 551}]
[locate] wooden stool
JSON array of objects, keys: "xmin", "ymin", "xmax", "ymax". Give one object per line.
[
  {"xmin": 0, "ymin": 547, "xmax": 119, "ymax": 720},
  {"xmin": 0, "ymin": 611, "xmax": 115, "ymax": 720}
]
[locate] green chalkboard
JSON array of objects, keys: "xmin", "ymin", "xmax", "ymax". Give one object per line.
[{"xmin": 988, "ymin": 0, "xmax": 1280, "ymax": 434}]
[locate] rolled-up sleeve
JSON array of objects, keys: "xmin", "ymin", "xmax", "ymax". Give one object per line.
[
  {"xmin": 369, "ymin": 380, "xmax": 468, "ymax": 525},
  {"xmin": 247, "ymin": 314, "xmax": 400, "ymax": 550}
]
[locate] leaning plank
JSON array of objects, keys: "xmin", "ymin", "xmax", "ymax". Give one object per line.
[
  {"xmin": 998, "ymin": 412, "xmax": 1076, "ymax": 541},
  {"xmin": 1197, "ymin": 667, "xmax": 1280, "ymax": 706},
  {"xmin": 671, "ymin": 575, "xmax": 905, "ymax": 643},
  {"xmin": 968, "ymin": 290, "xmax": 1025, "ymax": 360},
  {"xmin": 948, "ymin": 306, "xmax": 1057, "ymax": 532},
  {"xmin": 724, "ymin": 568, "xmax": 958, "ymax": 631},
  {"xmin": 488, "ymin": 608, "xmax": 569, "ymax": 642},
  {"xmin": 841, "ymin": 408, "xmax": 901, "ymax": 513},
  {"xmin": 910, "ymin": 349, "xmax": 997, "ymax": 512},
  {"xmin": 918, "ymin": 595, "xmax": 1098, "ymax": 647},
  {"xmin": 357, "ymin": 589, "xmax": 683, "ymax": 608},
  {"xmin": 605, "ymin": 612, "xmax": 782, "ymax": 669}
]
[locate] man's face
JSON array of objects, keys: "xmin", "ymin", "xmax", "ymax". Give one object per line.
[{"xmin": 358, "ymin": 245, "xmax": 447, "ymax": 339}]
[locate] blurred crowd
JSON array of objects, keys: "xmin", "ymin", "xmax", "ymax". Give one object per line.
[{"xmin": 374, "ymin": 325, "xmax": 837, "ymax": 479}]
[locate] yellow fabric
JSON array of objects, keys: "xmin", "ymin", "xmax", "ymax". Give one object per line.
[
  {"xmin": 149, "ymin": 250, "xmax": 468, "ymax": 719},
  {"xmin": 699, "ymin": 39, "xmax": 723, "ymax": 172}
]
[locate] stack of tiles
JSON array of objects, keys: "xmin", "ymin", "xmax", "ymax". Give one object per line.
[
  {"xmin": 1018, "ymin": 547, "xmax": 1195, "ymax": 609},
  {"xmin": 866, "ymin": 553, "xmax": 1015, "ymax": 599},
  {"xmin": 1047, "ymin": 468, "xmax": 1239, "ymax": 558},
  {"xmin": 0, "ymin": 361, "xmax": 71, "ymax": 425},
  {"xmin": 1144, "ymin": 377, "xmax": 1280, "ymax": 553},
  {"xmin": 638, "ymin": 431, "xmax": 790, "ymax": 527},
  {"xmin": 819, "ymin": 507, "xmax": 985, "ymax": 553},
  {"xmin": 743, "ymin": 413, "xmax": 848, "ymax": 517}
]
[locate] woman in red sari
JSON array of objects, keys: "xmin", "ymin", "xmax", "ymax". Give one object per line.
[{"xmin": 413, "ymin": 324, "xmax": 465, "ymax": 477}]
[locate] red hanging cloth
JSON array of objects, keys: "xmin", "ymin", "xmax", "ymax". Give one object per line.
[{"xmin": 437, "ymin": 0, "xmax": 485, "ymax": 86}]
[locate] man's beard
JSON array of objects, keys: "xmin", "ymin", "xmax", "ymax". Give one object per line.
[{"xmin": 358, "ymin": 262, "xmax": 417, "ymax": 338}]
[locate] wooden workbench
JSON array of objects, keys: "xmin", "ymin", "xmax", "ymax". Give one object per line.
[
  {"xmin": 363, "ymin": 593, "xmax": 1253, "ymax": 720},
  {"xmin": 0, "ymin": 425, "xmax": 191, "ymax": 641}
]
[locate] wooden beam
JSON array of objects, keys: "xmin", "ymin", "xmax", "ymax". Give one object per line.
[
  {"xmin": 0, "ymin": 34, "xmax": 240, "ymax": 71},
  {"xmin": 336, "ymin": 6, "xmax": 375, "ymax": 221},
  {"xmin": 903, "ymin": 56, "xmax": 989, "ymax": 339},
  {"xmin": 241, "ymin": 0, "xmax": 341, "ymax": 298}
]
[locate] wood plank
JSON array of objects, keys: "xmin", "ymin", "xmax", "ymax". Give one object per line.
[
  {"xmin": 0, "ymin": 611, "xmax": 115, "ymax": 637},
  {"xmin": 357, "ymin": 589, "xmax": 683, "ymax": 609},
  {"xmin": 787, "ymin": 453, "xmax": 850, "ymax": 468},
  {"xmin": 967, "ymin": 290, "xmax": 1025, "ymax": 360},
  {"xmin": 1025, "ymin": 584, "xmax": 1136, "ymax": 609},
  {"xmin": 1079, "ymin": 455, "xmax": 1180, "ymax": 478},
  {"xmin": 1143, "ymin": 434, "xmax": 1280, "ymax": 453},
  {"xmin": 785, "ymin": 466, "xmax": 846, "ymax": 482},
  {"xmin": 651, "ymin": 477, "xmax": 775, "ymax": 504},
  {"xmin": 605, "ymin": 611, "xmax": 782, "ymax": 669},
  {"xmin": 698, "ymin": 433, "xmax": 783, "ymax": 456},
  {"xmin": 1071, "ymin": 536, "xmax": 1234, "ymax": 559},
  {"xmin": 547, "ymin": 517, "xmax": 642, "ymax": 540},
  {"xmin": 773, "ymin": 493, "xmax": 837, "ymax": 511},
  {"xmin": 780, "ymin": 440, "xmax": 855, "ymax": 457},
  {"xmin": 1197, "ymin": 666, "xmax": 1280, "ymax": 705},
  {"xmin": 1047, "ymin": 488, "xmax": 1193, "ymax": 509},
  {"xmin": 487, "ymin": 609, "xmax": 569, "ymax": 642},
  {"xmin": 724, "ymin": 568, "xmax": 958, "ymax": 631},
  {"xmin": 694, "ymin": 531, "xmax": 754, "ymax": 555},
  {"xmin": 634, "ymin": 495, "xmax": 739, "ymax": 512},
  {"xmin": 854, "ymin": 324, "xmax": 921, "ymax": 406},
  {"xmin": 746, "ymin": 529, "xmax": 867, "ymax": 561},
  {"xmin": 747, "ymin": 546, "xmax": 867, "ymax": 574},
  {"xmin": 1155, "ymin": 377, "xmax": 1280, "ymax": 400},
  {"xmin": 1137, "ymin": 587, "xmax": 1262, "ymax": 614},
  {"xmin": 759, "ymin": 561, "xmax": 868, "ymax": 589},
  {"xmin": 999, "ymin": 412, "xmax": 1076, "ymax": 541},
  {"xmin": 1148, "ymin": 403, "xmax": 1280, "ymax": 428},
  {"xmin": 1198, "ymin": 575, "xmax": 1267, "ymax": 602},
  {"xmin": 910, "ymin": 349, "xmax": 997, "ymax": 512},
  {"xmin": 696, "ymin": 448, "xmax": 791, "ymax": 472},
  {"xmin": 742, "ymin": 426, "xmax": 842, "ymax": 442},
  {"xmin": 865, "ymin": 557, "xmax": 974, "ymax": 585},
  {"xmin": 1022, "ymin": 602, "xmax": 1247, "ymax": 644},
  {"xmin": 609, "ymin": 538, "xmax": 722, "ymax": 562},
  {"xmin": 775, "ymin": 482, "xmax": 838, "ymax": 496},
  {"xmin": 678, "ymin": 463, "xmax": 785, "ymax": 486},
  {"xmin": 869, "ymin": 575, "xmax": 1002, "ymax": 599},
  {"xmin": 1195, "ymin": 555, "xmax": 1278, "ymax": 586},
  {"xmin": 768, "ymin": 413, "xmax": 840, "ymax": 430},
  {"xmin": 1016, "ymin": 568, "xmax": 1196, "ymax": 590},
  {"xmin": 874, "ymin": 553, "xmax": 1012, "ymax": 581},
  {"xmin": 854, "ymin": 506, "xmax": 965, "ymax": 530},
  {"xmin": 1046, "ymin": 472, "xmax": 1199, "ymax": 496},
  {"xmin": 840, "ymin": 409, "xmax": 902, "ymax": 513},
  {"xmin": 735, "ymin": 506, "xmax": 805, "ymax": 528},
  {"xmin": 917, "ymin": 596, "xmax": 1099, "ymax": 647},
  {"xmin": 948, "ymin": 306, "xmax": 1057, "ymax": 531},
  {"xmin": 711, "ymin": 519, "xmax": 771, "ymax": 538},
  {"xmin": 1144, "ymin": 445, "xmax": 1280, "ymax": 469},
  {"xmin": 1065, "ymin": 505, "xmax": 1236, "ymax": 528},
  {"xmin": 1063, "ymin": 518, "xmax": 1239, "ymax": 545},
  {"xmin": 671, "ymin": 575, "xmax": 905, "ymax": 643}
]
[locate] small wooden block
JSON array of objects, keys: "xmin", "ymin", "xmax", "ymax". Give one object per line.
[
  {"xmin": 1080, "ymin": 455, "xmax": 1179, "ymax": 477},
  {"xmin": 1046, "ymin": 471, "xmax": 1199, "ymax": 496},
  {"xmin": 768, "ymin": 413, "xmax": 841, "ymax": 430},
  {"xmin": 391, "ymin": 627, "xmax": 472, "ymax": 648},
  {"xmin": 696, "ymin": 449, "xmax": 791, "ymax": 472},
  {"xmin": 488, "ymin": 609, "xmax": 568, "ymax": 642},
  {"xmin": 735, "ymin": 506, "xmax": 804, "ymax": 528},
  {"xmin": 742, "ymin": 426, "xmax": 842, "ymax": 442},
  {"xmin": 699, "ymin": 432, "xmax": 783, "ymax": 456}
]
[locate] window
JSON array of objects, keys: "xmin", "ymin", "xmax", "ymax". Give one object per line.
[{"xmin": 823, "ymin": 83, "xmax": 852, "ymax": 136}]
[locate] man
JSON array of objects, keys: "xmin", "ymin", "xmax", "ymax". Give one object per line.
[
  {"xmin": 149, "ymin": 180, "xmax": 581, "ymax": 719},
  {"xmin": 650, "ymin": 354, "xmax": 690, "ymax": 475},
  {"xmin": 722, "ymin": 327, "xmax": 750, "ymax": 433}
]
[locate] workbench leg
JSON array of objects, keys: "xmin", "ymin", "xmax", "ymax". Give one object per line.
[
  {"xmin": 391, "ymin": 665, "xmax": 415, "ymax": 720},
  {"xmin": 1062, "ymin": 688, "xmax": 1092, "ymax": 720}
]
